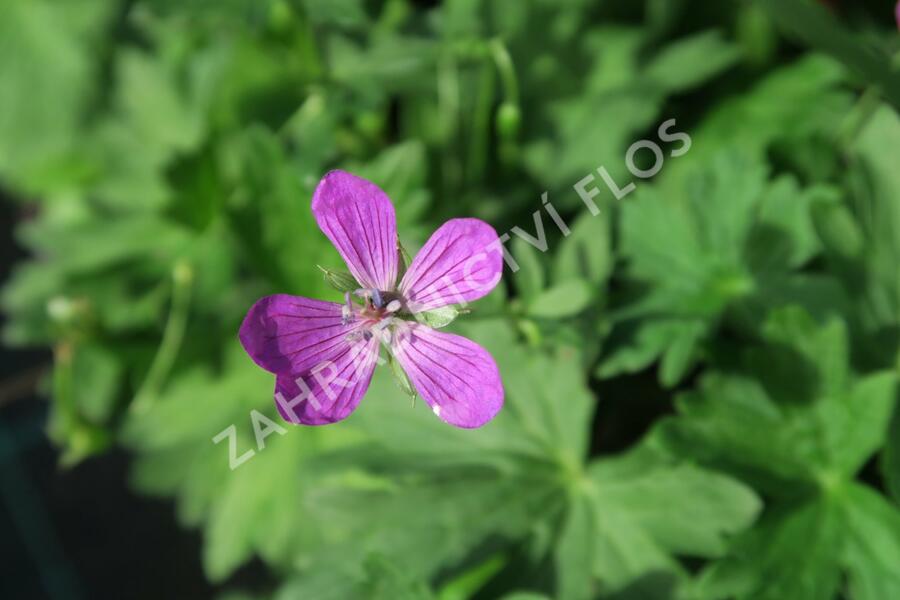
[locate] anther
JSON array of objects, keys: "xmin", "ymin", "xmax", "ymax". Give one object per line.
[{"xmin": 371, "ymin": 289, "xmax": 384, "ymax": 309}]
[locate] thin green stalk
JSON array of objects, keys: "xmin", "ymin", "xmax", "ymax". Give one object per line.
[
  {"xmin": 488, "ymin": 38, "xmax": 522, "ymax": 164},
  {"xmin": 131, "ymin": 261, "xmax": 193, "ymax": 415},
  {"xmin": 466, "ymin": 60, "xmax": 496, "ymax": 185},
  {"xmin": 488, "ymin": 38, "xmax": 519, "ymax": 105},
  {"xmin": 438, "ymin": 54, "xmax": 461, "ymax": 202},
  {"xmin": 50, "ymin": 342, "xmax": 75, "ymax": 441}
]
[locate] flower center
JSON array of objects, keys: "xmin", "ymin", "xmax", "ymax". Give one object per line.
[{"xmin": 342, "ymin": 288, "xmax": 406, "ymax": 343}]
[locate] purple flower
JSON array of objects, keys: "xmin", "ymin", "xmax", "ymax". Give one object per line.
[{"xmin": 239, "ymin": 171, "xmax": 505, "ymax": 428}]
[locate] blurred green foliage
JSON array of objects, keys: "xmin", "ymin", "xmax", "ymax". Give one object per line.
[{"xmin": 2, "ymin": 0, "xmax": 900, "ymax": 598}]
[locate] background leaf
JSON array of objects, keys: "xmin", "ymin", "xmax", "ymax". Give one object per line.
[{"xmin": 1, "ymin": 1, "xmax": 899, "ymax": 599}]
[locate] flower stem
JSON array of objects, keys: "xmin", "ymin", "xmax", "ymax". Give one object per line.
[
  {"xmin": 466, "ymin": 60, "xmax": 496, "ymax": 185},
  {"xmin": 438, "ymin": 53, "xmax": 462, "ymax": 200},
  {"xmin": 50, "ymin": 342, "xmax": 75, "ymax": 441},
  {"xmin": 131, "ymin": 261, "xmax": 193, "ymax": 415},
  {"xmin": 488, "ymin": 38, "xmax": 519, "ymax": 105}
]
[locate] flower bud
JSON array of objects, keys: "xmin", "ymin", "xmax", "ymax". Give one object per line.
[{"xmin": 496, "ymin": 102, "xmax": 521, "ymax": 140}]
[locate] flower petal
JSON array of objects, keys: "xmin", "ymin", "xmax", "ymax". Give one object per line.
[
  {"xmin": 390, "ymin": 322, "xmax": 503, "ymax": 428},
  {"xmin": 239, "ymin": 294, "xmax": 359, "ymax": 374},
  {"xmin": 274, "ymin": 335, "xmax": 380, "ymax": 425},
  {"xmin": 312, "ymin": 170, "xmax": 398, "ymax": 291},
  {"xmin": 399, "ymin": 218, "xmax": 503, "ymax": 312}
]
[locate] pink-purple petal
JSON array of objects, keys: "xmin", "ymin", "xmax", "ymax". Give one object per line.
[
  {"xmin": 399, "ymin": 218, "xmax": 503, "ymax": 312},
  {"xmin": 390, "ymin": 322, "xmax": 503, "ymax": 428},
  {"xmin": 312, "ymin": 170, "xmax": 398, "ymax": 291},
  {"xmin": 238, "ymin": 294, "xmax": 360, "ymax": 374},
  {"xmin": 274, "ymin": 336, "xmax": 380, "ymax": 425},
  {"xmin": 239, "ymin": 293, "xmax": 380, "ymax": 425}
]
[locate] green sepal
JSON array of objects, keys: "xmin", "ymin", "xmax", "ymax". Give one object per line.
[
  {"xmin": 419, "ymin": 305, "xmax": 465, "ymax": 329},
  {"xmin": 387, "ymin": 352, "xmax": 417, "ymax": 404},
  {"xmin": 317, "ymin": 265, "xmax": 359, "ymax": 293},
  {"xmin": 397, "ymin": 242, "xmax": 413, "ymax": 280}
]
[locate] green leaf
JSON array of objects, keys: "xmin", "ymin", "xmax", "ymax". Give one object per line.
[
  {"xmin": 671, "ymin": 54, "xmax": 849, "ymax": 172},
  {"xmin": 837, "ymin": 107, "xmax": 900, "ymax": 340},
  {"xmin": 697, "ymin": 496, "xmax": 843, "ymax": 600},
  {"xmin": 699, "ymin": 482, "xmax": 900, "ymax": 600},
  {"xmin": 511, "ymin": 237, "xmax": 545, "ymax": 299},
  {"xmin": 17, "ymin": 215, "xmax": 192, "ymax": 275},
  {"xmin": 662, "ymin": 306, "xmax": 900, "ymax": 598},
  {"xmin": 885, "ymin": 407, "xmax": 900, "ymax": 503},
  {"xmin": 360, "ymin": 555, "xmax": 436, "ymax": 600},
  {"xmin": 302, "ymin": 0, "xmax": 368, "ymax": 29},
  {"xmin": 660, "ymin": 373, "xmax": 813, "ymax": 490},
  {"xmin": 597, "ymin": 319, "xmax": 707, "ymax": 381},
  {"xmin": 736, "ymin": 2, "xmax": 778, "ymax": 65},
  {"xmin": 840, "ymin": 483, "xmax": 900, "ymax": 600},
  {"xmin": 225, "ymin": 125, "xmax": 335, "ymax": 295},
  {"xmin": 71, "ymin": 343, "xmax": 121, "ymax": 424},
  {"xmin": 555, "ymin": 492, "xmax": 596, "ymax": 600},
  {"xmin": 116, "ymin": 49, "xmax": 204, "ymax": 153},
  {"xmin": 826, "ymin": 372, "xmax": 897, "ymax": 477},
  {"xmin": 585, "ymin": 443, "xmax": 760, "ymax": 594},
  {"xmin": 203, "ymin": 432, "xmax": 303, "ymax": 581},
  {"xmin": 124, "ymin": 346, "xmax": 361, "ymax": 581},
  {"xmin": 437, "ymin": 553, "xmax": 506, "ymax": 600},
  {"xmin": 525, "ymin": 27, "xmax": 738, "ymax": 189},
  {"xmin": 661, "ymin": 308, "xmax": 897, "ymax": 489},
  {"xmin": 0, "ymin": 0, "xmax": 111, "ymax": 188},
  {"xmin": 754, "ymin": 177, "xmax": 833, "ymax": 269},
  {"xmin": 47, "ymin": 342, "xmax": 113, "ymax": 466},
  {"xmin": 604, "ymin": 154, "xmax": 763, "ymax": 383},
  {"xmin": 811, "ymin": 197, "xmax": 865, "ymax": 261},
  {"xmin": 328, "ymin": 34, "xmax": 438, "ymax": 97},
  {"xmin": 658, "ymin": 320, "xmax": 704, "ymax": 387},
  {"xmin": 553, "ymin": 211, "xmax": 612, "ymax": 287},
  {"xmin": 758, "ymin": 0, "xmax": 900, "ymax": 112},
  {"xmin": 527, "ymin": 279, "xmax": 593, "ymax": 318},
  {"xmin": 620, "ymin": 152, "xmax": 762, "ymax": 298},
  {"xmin": 643, "ymin": 30, "xmax": 740, "ymax": 94},
  {"xmin": 609, "ymin": 150, "xmax": 846, "ymax": 386}
]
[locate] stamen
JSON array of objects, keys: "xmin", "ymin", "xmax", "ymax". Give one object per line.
[
  {"xmin": 344, "ymin": 330, "xmax": 363, "ymax": 342},
  {"xmin": 344, "ymin": 328, "xmax": 376, "ymax": 343},
  {"xmin": 352, "ymin": 288, "xmax": 385, "ymax": 310},
  {"xmin": 341, "ymin": 291, "xmax": 354, "ymax": 325},
  {"xmin": 371, "ymin": 316, "xmax": 395, "ymax": 344}
]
